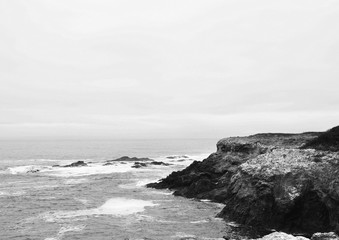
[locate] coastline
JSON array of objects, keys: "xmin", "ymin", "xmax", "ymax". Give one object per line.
[{"xmin": 148, "ymin": 126, "xmax": 339, "ymax": 240}]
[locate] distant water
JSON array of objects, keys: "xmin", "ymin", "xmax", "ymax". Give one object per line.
[{"xmin": 0, "ymin": 139, "xmax": 232, "ymax": 240}]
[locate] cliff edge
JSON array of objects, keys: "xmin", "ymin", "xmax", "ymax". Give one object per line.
[{"xmin": 147, "ymin": 127, "xmax": 339, "ymax": 237}]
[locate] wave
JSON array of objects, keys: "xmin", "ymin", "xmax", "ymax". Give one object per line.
[
  {"xmin": 46, "ymin": 163, "xmax": 134, "ymax": 177},
  {"xmin": 7, "ymin": 165, "xmax": 49, "ymax": 174},
  {"xmin": 40, "ymin": 197, "xmax": 157, "ymax": 223},
  {"xmin": 6, "ymin": 162, "xmax": 134, "ymax": 177},
  {"xmin": 45, "ymin": 224, "xmax": 86, "ymax": 240},
  {"xmin": 4, "ymin": 153, "xmax": 208, "ymax": 177}
]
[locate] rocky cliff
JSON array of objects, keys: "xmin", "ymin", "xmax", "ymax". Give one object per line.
[{"xmin": 147, "ymin": 127, "xmax": 339, "ymax": 237}]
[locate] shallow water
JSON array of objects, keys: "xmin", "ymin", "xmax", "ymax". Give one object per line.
[{"xmin": 0, "ymin": 139, "xmax": 232, "ymax": 240}]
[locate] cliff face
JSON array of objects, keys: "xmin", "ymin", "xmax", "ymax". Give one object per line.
[
  {"xmin": 147, "ymin": 129, "xmax": 339, "ymax": 236},
  {"xmin": 302, "ymin": 126, "xmax": 339, "ymax": 152}
]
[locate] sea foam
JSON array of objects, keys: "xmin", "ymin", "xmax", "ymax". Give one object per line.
[
  {"xmin": 41, "ymin": 197, "xmax": 157, "ymax": 223},
  {"xmin": 44, "ymin": 163, "xmax": 134, "ymax": 177}
]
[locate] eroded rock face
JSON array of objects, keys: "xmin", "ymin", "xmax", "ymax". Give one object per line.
[
  {"xmin": 219, "ymin": 148, "xmax": 339, "ymax": 234},
  {"xmin": 147, "ymin": 131, "xmax": 339, "ymax": 236}
]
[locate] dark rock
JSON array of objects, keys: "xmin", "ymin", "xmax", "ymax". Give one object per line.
[
  {"xmin": 147, "ymin": 129, "xmax": 339, "ymax": 236},
  {"xmin": 149, "ymin": 161, "xmax": 171, "ymax": 166},
  {"xmin": 109, "ymin": 156, "xmax": 153, "ymax": 162},
  {"xmin": 27, "ymin": 169, "xmax": 40, "ymax": 173},
  {"xmin": 302, "ymin": 126, "xmax": 339, "ymax": 152},
  {"xmin": 103, "ymin": 162, "xmax": 114, "ymax": 166},
  {"xmin": 52, "ymin": 165, "xmax": 60, "ymax": 167},
  {"xmin": 131, "ymin": 162, "xmax": 148, "ymax": 168},
  {"xmin": 166, "ymin": 155, "xmax": 189, "ymax": 159},
  {"xmin": 63, "ymin": 161, "xmax": 87, "ymax": 167}
]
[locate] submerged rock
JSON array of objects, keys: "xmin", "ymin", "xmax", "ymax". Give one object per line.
[{"xmin": 148, "ymin": 128, "xmax": 339, "ymax": 236}]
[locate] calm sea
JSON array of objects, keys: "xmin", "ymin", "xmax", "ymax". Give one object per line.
[{"xmin": 0, "ymin": 139, "xmax": 234, "ymax": 240}]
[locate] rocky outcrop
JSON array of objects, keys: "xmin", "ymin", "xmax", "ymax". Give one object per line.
[
  {"xmin": 132, "ymin": 161, "xmax": 171, "ymax": 168},
  {"xmin": 148, "ymin": 129, "xmax": 339, "ymax": 236},
  {"xmin": 302, "ymin": 126, "xmax": 339, "ymax": 152},
  {"xmin": 104, "ymin": 156, "xmax": 170, "ymax": 168},
  {"xmin": 63, "ymin": 161, "xmax": 87, "ymax": 167},
  {"xmin": 108, "ymin": 156, "xmax": 154, "ymax": 162}
]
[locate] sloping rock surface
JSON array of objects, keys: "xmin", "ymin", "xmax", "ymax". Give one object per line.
[
  {"xmin": 302, "ymin": 126, "xmax": 339, "ymax": 152},
  {"xmin": 147, "ymin": 130, "xmax": 339, "ymax": 236}
]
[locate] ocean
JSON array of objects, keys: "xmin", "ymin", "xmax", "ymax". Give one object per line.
[{"xmin": 0, "ymin": 139, "xmax": 232, "ymax": 240}]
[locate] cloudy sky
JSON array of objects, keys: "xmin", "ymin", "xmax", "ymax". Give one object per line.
[{"xmin": 1, "ymin": 0, "xmax": 339, "ymax": 140}]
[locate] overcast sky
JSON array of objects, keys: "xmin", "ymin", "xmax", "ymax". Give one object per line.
[{"xmin": 1, "ymin": 0, "xmax": 339, "ymax": 140}]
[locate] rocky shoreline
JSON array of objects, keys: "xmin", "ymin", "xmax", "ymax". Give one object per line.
[{"xmin": 147, "ymin": 126, "xmax": 339, "ymax": 240}]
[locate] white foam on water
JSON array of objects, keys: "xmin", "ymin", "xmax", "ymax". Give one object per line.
[
  {"xmin": 135, "ymin": 179, "xmax": 158, "ymax": 187},
  {"xmin": 119, "ymin": 178, "xmax": 160, "ymax": 189},
  {"xmin": 226, "ymin": 221, "xmax": 240, "ymax": 227},
  {"xmin": 7, "ymin": 165, "xmax": 47, "ymax": 174},
  {"xmin": 43, "ymin": 162, "xmax": 134, "ymax": 177},
  {"xmin": 190, "ymin": 219, "xmax": 210, "ymax": 224},
  {"xmin": 148, "ymin": 190, "xmax": 174, "ymax": 196},
  {"xmin": 41, "ymin": 198, "xmax": 157, "ymax": 223},
  {"xmin": 45, "ymin": 224, "xmax": 86, "ymax": 240},
  {"xmin": 172, "ymin": 233, "xmax": 197, "ymax": 239}
]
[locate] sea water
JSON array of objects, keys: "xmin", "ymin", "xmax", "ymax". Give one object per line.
[{"xmin": 0, "ymin": 139, "xmax": 232, "ymax": 240}]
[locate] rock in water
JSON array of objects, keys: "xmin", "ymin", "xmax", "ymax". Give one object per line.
[
  {"xmin": 131, "ymin": 162, "xmax": 148, "ymax": 168},
  {"xmin": 147, "ymin": 128, "xmax": 339, "ymax": 235},
  {"xmin": 63, "ymin": 161, "xmax": 87, "ymax": 167},
  {"xmin": 109, "ymin": 156, "xmax": 154, "ymax": 162}
]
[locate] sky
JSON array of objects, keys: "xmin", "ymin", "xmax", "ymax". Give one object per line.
[{"xmin": 0, "ymin": 0, "xmax": 339, "ymax": 140}]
